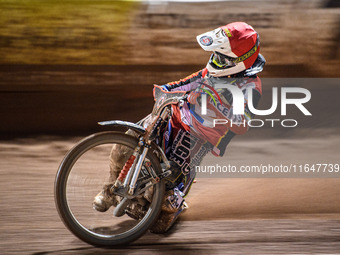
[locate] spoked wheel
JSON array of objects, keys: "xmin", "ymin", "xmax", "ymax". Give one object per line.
[{"xmin": 54, "ymin": 132, "xmax": 165, "ymax": 247}]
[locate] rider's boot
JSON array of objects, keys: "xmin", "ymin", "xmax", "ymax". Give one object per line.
[
  {"xmin": 93, "ymin": 184, "xmax": 118, "ymax": 212},
  {"xmin": 93, "ymin": 116, "xmax": 153, "ymax": 212},
  {"xmin": 92, "ymin": 115, "xmax": 151, "ymax": 212},
  {"xmin": 92, "ymin": 143, "xmax": 131, "ymax": 212}
]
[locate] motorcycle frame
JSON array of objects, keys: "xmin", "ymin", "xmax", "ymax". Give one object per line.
[{"xmin": 98, "ymin": 90, "xmax": 186, "ymax": 197}]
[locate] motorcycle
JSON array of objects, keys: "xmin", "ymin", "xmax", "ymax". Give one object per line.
[{"xmin": 54, "ymin": 85, "xmax": 188, "ymax": 247}]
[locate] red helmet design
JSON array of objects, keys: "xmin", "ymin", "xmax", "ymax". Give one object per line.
[{"xmin": 197, "ymin": 22, "xmax": 260, "ymax": 77}]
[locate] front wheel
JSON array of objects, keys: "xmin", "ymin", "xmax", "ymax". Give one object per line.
[{"xmin": 55, "ymin": 132, "xmax": 165, "ymax": 247}]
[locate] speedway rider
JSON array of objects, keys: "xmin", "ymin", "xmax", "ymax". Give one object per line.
[{"xmin": 93, "ymin": 22, "xmax": 265, "ymax": 233}]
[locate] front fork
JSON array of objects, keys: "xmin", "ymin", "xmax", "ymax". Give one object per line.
[
  {"xmin": 127, "ymin": 143, "xmax": 149, "ymax": 195},
  {"xmin": 113, "ymin": 138, "xmax": 148, "ymax": 191},
  {"xmin": 113, "ymin": 138, "xmax": 171, "ymax": 198},
  {"xmin": 114, "ymin": 108, "xmax": 172, "ymax": 197}
]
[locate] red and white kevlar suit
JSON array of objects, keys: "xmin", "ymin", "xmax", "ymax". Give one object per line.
[{"xmin": 162, "ymin": 66, "xmax": 262, "ymax": 178}]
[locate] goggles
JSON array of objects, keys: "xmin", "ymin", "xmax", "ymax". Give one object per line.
[{"xmin": 211, "ymin": 51, "xmax": 236, "ymax": 69}]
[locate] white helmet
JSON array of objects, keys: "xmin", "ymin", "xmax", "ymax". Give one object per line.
[{"xmin": 197, "ymin": 22, "xmax": 260, "ymax": 77}]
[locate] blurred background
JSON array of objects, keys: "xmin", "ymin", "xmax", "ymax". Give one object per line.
[
  {"xmin": 1, "ymin": 1, "xmax": 340, "ymax": 253},
  {"xmin": 0, "ymin": 0, "xmax": 339, "ymax": 136}
]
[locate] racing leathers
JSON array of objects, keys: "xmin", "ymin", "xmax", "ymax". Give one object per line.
[
  {"xmin": 141, "ymin": 54, "xmax": 264, "ymax": 233},
  {"xmin": 163, "ymin": 54, "xmax": 264, "ymax": 176}
]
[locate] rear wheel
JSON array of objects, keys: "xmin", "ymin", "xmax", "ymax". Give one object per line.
[{"xmin": 55, "ymin": 132, "xmax": 165, "ymax": 247}]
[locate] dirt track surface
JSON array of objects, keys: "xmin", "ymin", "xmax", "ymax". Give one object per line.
[
  {"xmin": 1, "ymin": 136, "xmax": 340, "ymax": 254},
  {"xmin": 4, "ymin": 220, "xmax": 340, "ymax": 255}
]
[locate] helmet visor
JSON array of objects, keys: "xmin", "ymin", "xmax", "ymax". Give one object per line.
[{"xmin": 211, "ymin": 51, "xmax": 236, "ymax": 69}]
